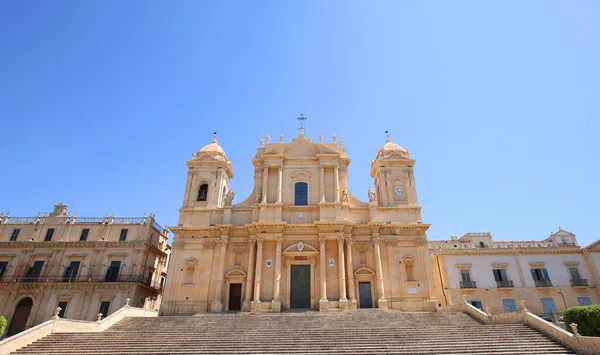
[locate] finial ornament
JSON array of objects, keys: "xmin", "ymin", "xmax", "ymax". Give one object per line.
[
  {"xmin": 260, "ymin": 138, "xmax": 264, "ymax": 147},
  {"xmin": 339, "ymin": 139, "xmax": 343, "ymax": 147},
  {"xmin": 386, "ymin": 130, "xmax": 391, "ymax": 143},
  {"xmin": 212, "ymin": 131, "xmax": 218, "ymax": 143},
  {"xmin": 332, "ymin": 135, "xmax": 337, "ymax": 143}
]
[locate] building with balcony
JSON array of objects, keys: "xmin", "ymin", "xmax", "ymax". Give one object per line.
[
  {"xmin": 0, "ymin": 203, "xmax": 170, "ymax": 336},
  {"xmin": 429, "ymin": 229, "xmax": 600, "ymax": 316}
]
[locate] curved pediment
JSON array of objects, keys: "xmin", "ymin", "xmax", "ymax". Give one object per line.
[
  {"xmin": 354, "ymin": 267, "xmax": 376, "ymax": 275},
  {"xmin": 283, "ymin": 242, "xmax": 318, "ymax": 255}
]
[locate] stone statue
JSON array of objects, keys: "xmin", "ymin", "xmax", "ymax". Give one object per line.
[
  {"xmin": 253, "ymin": 190, "xmax": 262, "ymax": 204},
  {"xmin": 368, "ymin": 187, "xmax": 376, "ymax": 203},
  {"xmin": 224, "ymin": 188, "xmax": 235, "ymax": 206},
  {"xmin": 342, "ymin": 188, "xmax": 349, "ymax": 202},
  {"xmin": 49, "ymin": 203, "xmax": 68, "ymax": 217}
]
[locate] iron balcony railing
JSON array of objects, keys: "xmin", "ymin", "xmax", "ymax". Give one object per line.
[
  {"xmin": 534, "ymin": 279, "xmax": 553, "ymax": 287},
  {"xmin": 3, "ymin": 274, "xmax": 163, "ymax": 291},
  {"xmin": 460, "ymin": 281, "xmax": 477, "ymax": 289},
  {"xmin": 570, "ymin": 278, "xmax": 588, "ymax": 287},
  {"xmin": 496, "ymin": 280, "xmax": 514, "ymax": 288}
]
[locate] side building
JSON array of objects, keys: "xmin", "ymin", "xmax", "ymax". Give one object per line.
[
  {"xmin": 430, "ymin": 229, "xmax": 600, "ymax": 316},
  {"xmin": 0, "ymin": 203, "xmax": 171, "ymax": 336}
]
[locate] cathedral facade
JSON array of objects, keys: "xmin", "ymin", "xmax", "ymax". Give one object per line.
[{"xmin": 162, "ymin": 130, "xmax": 437, "ymax": 314}]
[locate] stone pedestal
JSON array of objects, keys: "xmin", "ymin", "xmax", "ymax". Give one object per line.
[
  {"xmin": 242, "ymin": 301, "xmax": 251, "ymax": 312},
  {"xmin": 319, "ymin": 299, "xmax": 329, "ymax": 312},
  {"xmin": 271, "ymin": 300, "xmax": 281, "ymax": 313},
  {"xmin": 211, "ymin": 300, "xmax": 223, "ymax": 313},
  {"xmin": 377, "ymin": 298, "xmax": 388, "ymax": 310},
  {"xmin": 250, "ymin": 300, "xmax": 260, "ymax": 313},
  {"xmin": 339, "ymin": 298, "xmax": 349, "ymax": 311},
  {"xmin": 348, "ymin": 299, "xmax": 358, "ymax": 310}
]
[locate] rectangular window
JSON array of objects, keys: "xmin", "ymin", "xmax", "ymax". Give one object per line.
[
  {"xmin": 105, "ymin": 261, "xmax": 121, "ymax": 282},
  {"xmin": 492, "ymin": 269, "xmax": 507, "ymax": 281},
  {"xmin": 10, "ymin": 228, "xmax": 20, "ymax": 241},
  {"xmin": 24, "ymin": 260, "xmax": 44, "ymax": 282},
  {"xmin": 57, "ymin": 301, "xmax": 68, "ymax": 318},
  {"xmin": 119, "ymin": 229, "xmax": 128, "ymax": 241},
  {"xmin": 44, "ymin": 228, "xmax": 55, "ymax": 241},
  {"xmin": 569, "ymin": 267, "xmax": 581, "ymax": 280},
  {"xmin": 98, "ymin": 301, "xmax": 111, "ymax": 319},
  {"xmin": 502, "ymin": 299, "xmax": 517, "ymax": 313},
  {"xmin": 460, "ymin": 269, "xmax": 471, "ymax": 282},
  {"xmin": 79, "ymin": 229, "xmax": 89, "ymax": 241},
  {"xmin": 294, "ymin": 182, "xmax": 308, "ymax": 206},
  {"xmin": 62, "ymin": 261, "xmax": 80, "ymax": 282},
  {"xmin": 541, "ymin": 298, "xmax": 557, "ymax": 314},
  {"xmin": 468, "ymin": 300, "xmax": 483, "ymax": 310},
  {"xmin": 0, "ymin": 261, "xmax": 8, "ymax": 280},
  {"xmin": 577, "ymin": 297, "xmax": 592, "ymax": 306}
]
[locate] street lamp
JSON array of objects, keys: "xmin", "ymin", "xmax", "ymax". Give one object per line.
[{"xmin": 557, "ymin": 290, "xmax": 568, "ymax": 309}]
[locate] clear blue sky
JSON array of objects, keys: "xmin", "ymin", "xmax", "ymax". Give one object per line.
[{"xmin": 1, "ymin": 1, "xmax": 598, "ymax": 246}]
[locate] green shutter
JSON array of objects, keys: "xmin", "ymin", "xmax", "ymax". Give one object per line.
[
  {"xmin": 542, "ymin": 268, "xmax": 550, "ymax": 280},
  {"xmin": 493, "ymin": 270, "xmax": 500, "ymax": 281}
]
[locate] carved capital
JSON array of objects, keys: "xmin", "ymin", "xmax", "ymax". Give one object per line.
[
  {"xmin": 275, "ymin": 237, "xmax": 283, "ymax": 246},
  {"xmin": 202, "ymin": 241, "xmax": 217, "ymax": 249},
  {"xmin": 319, "ymin": 236, "xmax": 326, "ymax": 245},
  {"xmin": 337, "ymin": 236, "xmax": 344, "ymax": 245},
  {"xmin": 172, "ymin": 241, "xmax": 186, "ymax": 249},
  {"xmin": 415, "ymin": 237, "xmax": 428, "ymax": 247},
  {"xmin": 256, "ymin": 237, "xmax": 264, "ymax": 247},
  {"xmin": 372, "ymin": 236, "xmax": 381, "ymax": 247},
  {"xmin": 345, "ymin": 236, "xmax": 353, "ymax": 246},
  {"xmin": 220, "ymin": 237, "xmax": 229, "ymax": 248},
  {"xmin": 231, "ymin": 242, "xmax": 247, "ymax": 253}
]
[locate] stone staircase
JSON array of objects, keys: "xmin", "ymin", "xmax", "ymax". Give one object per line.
[{"xmin": 12, "ymin": 310, "xmax": 574, "ymax": 354}]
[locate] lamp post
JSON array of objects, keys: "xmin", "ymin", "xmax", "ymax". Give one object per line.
[{"xmin": 557, "ymin": 290, "xmax": 568, "ymax": 310}]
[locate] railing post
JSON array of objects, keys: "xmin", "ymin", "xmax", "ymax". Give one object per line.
[
  {"xmin": 570, "ymin": 323, "xmax": 579, "ymax": 337},
  {"xmin": 125, "ymin": 298, "xmax": 130, "ymax": 307},
  {"xmin": 96, "ymin": 313, "xmax": 103, "ymax": 322},
  {"xmin": 51, "ymin": 307, "xmax": 61, "ymax": 320}
]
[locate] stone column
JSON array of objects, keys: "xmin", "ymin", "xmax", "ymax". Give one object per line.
[
  {"xmin": 334, "ymin": 165, "xmax": 340, "ymax": 203},
  {"xmin": 337, "ymin": 236, "xmax": 348, "ymax": 310},
  {"xmin": 319, "ymin": 236, "xmax": 328, "ymax": 311},
  {"xmin": 262, "ymin": 165, "xmax": 269, "ymax": 203},
  {"xmin": 242, "ymin": 239, "xmax": 256, "ymax": 311},
  {"xmin": 272, "ymin": 237, "xmax": 283, "ymax": 312},
  {"xmin": 345, "ymin": 236, "xmax": 357, "ymax": 309},
  {"xmin": 319, "ymin": 165, "xmax": 325, "ymax": 202},
  {"xmin": 211, "ymin": 236, "xmax": 229, "ymax": 312},
  {"xmin": 251, "ymin": 238, "xmax": 264, "ymax": 312},
  {"xmin": 373, "ymin": 235, "xmax": 388, "ymax": 309},
  {"xmin": 277, "ymin": 165, "xmax": 283, "ymax": 203}
]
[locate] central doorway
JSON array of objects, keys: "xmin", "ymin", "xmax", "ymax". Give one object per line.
[
  {"xmin": 8, "ymin": 297, "xmax": 33, "ymax": 336},
  {"xmin": 359, "ymin": 282, "xmax": 373, "ymax": 308},
  {"xmin": 228, "ymin": 283, "xmax": 242, "ymax": 311},
  {"xmin": 290, "ymin": 265, "xmax": 310, "ymax": 309}
]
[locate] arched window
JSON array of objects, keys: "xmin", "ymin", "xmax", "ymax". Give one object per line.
[
  {"xmin": 197, "ymin": 184, "xmax": 208, "ymax": 201},
  {"xmin": 294, "ymin": 182, "xmax": 308, "ymax": 206}
]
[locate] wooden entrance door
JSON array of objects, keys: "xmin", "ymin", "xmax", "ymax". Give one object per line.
[
  {"xmin": 358, "ymin": 282, "xmax": 372, "ymax": 308},
  {"xmin": 290, "ymin": 265, "xmax": 311, "ymax": 308},
  {"xmin": 228, "ymin": 283, "xmax": 242, "ymax": 311},
  {"xmin": 8, "ymin": 297, "xmax": 33, "ymax": 336}
]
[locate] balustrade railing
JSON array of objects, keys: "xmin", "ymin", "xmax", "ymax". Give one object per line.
[
  {"xmin": 5, "ymin": 217, "xmax": 37, "ymax": 223},
  {"xmin": 534, "ymin": 279, "xmax": 553, "ymax": 287},
  {"xmin": 460, "ymin": 281, "xmax": 477, "ymax": 289},
  {"xmin": 2, "ymin": 274, "xmax": 163, "ymax": 291},
  {"xmin": 496, "ymin": 280, "xmax": 514, "ymax": 288},
  {"xmin": 74, "ymin": 217, "xmax": 105, "ymax": 223},
  {"xmin": 570, "ymin": 278, "xmax": 588, "ymax": 287},
  {"xmin": 153, "ymin": 221, "xmax": 165, "ymax": 234}
]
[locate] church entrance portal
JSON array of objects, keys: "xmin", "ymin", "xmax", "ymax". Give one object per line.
[
  {"xmin": 228, "ymin": 283, "xmax": 242, "ymax": 311},
  {"xmin": 290, "ymin": 265, "xmax": 310, "ymax": 309},
  {"xmin": 359, "ymin": 282, "xmax": 373, "ymax": 308},
  {"xmin": 8, "ymin": 297, "xmax": 33, "ymax": 336}
]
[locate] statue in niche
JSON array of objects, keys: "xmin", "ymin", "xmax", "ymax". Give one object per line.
[
  {"xmin": 342, "ymin": 188, "xmax": 349, "ymax": 203},
  {"xmin": 224, "ymin": 188, "xmax": 235, "ymax": 206},
  {"xmin": 368, "ymin": 187, "xmax": 377, "ymax": 203},
  {"xmin": 253, "ymin": 190, "xmax": 262, "ymax": 204}
]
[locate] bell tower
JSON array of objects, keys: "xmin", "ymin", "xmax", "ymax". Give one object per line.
[
  {"xmin": 181, "ymin": 133, "xmax": 233, "ymax": 210},
  {"xmin": 370, "ymin": 132, "xmax": 422, "ymax": 221}
]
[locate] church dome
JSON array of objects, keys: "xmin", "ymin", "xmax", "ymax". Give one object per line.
[
  {"xmin": 376, "ymin": 134, "xmax": 410, "ymax": 159},
  {"xmin": 193, "ymin": 134, "xmax": 229, "ymax": 161}
]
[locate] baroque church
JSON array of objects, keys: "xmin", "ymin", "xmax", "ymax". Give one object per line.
[{"xmin": 162, "ymin": 128, "xmax": 437, "ymax": 314}]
